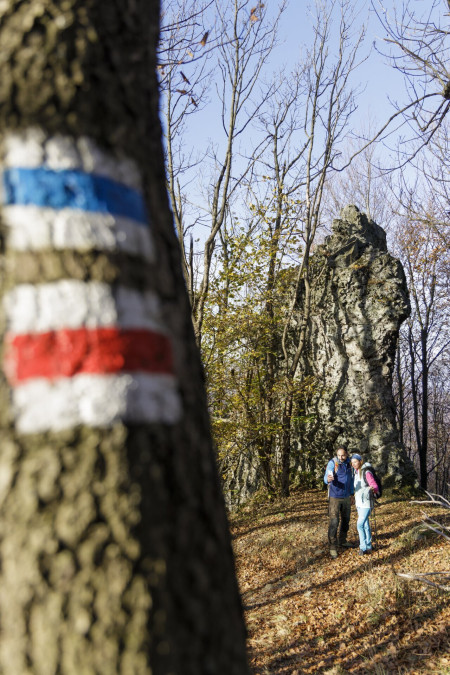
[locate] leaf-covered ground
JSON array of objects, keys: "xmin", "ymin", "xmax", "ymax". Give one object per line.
[{"xmin": 230, "ymin": 489, "xmax": 450, "ymax": 674}]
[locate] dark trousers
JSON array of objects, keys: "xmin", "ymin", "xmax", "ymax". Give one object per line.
[{"xmin": 328, "ymin": 497, "xmax": 351, "ymax": 548}]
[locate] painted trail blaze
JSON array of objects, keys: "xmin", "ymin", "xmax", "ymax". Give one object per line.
[
  {"xmin": 1, "ymin": 131, "xmax": 181, "ymax": 433},
  {"xmin": 4, "ymin": 327, "xmax": 174, "ymax": 382}
]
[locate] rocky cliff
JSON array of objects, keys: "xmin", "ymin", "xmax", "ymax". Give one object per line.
[{"xmin": 291, "ymin": 205, "xmax": 415, "ymax": 487}]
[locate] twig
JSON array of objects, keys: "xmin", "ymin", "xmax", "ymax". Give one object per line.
[
  {"xmin": 411, "ymin": 493, "xmax": 450, "ymax": 507},
  {"xmin": 399, "ymin": 571, "xmax": 450, "ymax": 578},
  {"xmin": 396, "ymin": 572, "xmax": 450, "ymax": 591},
  {"xmin": 421, "ymin": 520, "xmax": 450, "ymax": 541},
  {"xmin": 422, "ymin": 512, "xmax": 450, "ymax": 530}
]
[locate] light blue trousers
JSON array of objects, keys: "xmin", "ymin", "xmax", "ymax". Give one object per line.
[{"xmin": 356, "ymin": 507, "xmax": 372, "ymax": 551}]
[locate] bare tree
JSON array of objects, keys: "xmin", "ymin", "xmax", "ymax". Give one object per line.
[
  {"xmin": 429, "ymin": 369, "xmax": 450, "ymax": 494},
  {"xmin": 409, "ymin": 122, "xmax": 450, "ymax": 249},
  {"xmin": 158, "ymin": 0, "xmax": 217, "ymax": 293},
  {"xmin": 370, "ymin": 0, "xmax": 450, "ymax": 164},
  {"xmin": 394, "ymin": 201, "xmax": 450, "ymax": 490},
  {"xmin": 323, "ymin": 135, "xmax": 393, "ymax": 227},
  {"xmin": 158, "ymin": 0, "xmax": 218, "ymax": 78},
  {"xmin": 162, "ymin": 0, "xmax": 285, "ymax": 346}
]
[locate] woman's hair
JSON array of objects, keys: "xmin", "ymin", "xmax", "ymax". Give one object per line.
[{"xmin": 352, "ymin": 456, "xmax": 363, "ymax": 478}]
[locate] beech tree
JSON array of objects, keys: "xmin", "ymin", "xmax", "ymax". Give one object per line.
[
  {"xmin": 0, "ymin": 1, "xmax": 248, "ymax": 672},
  {"xmin": 204, "ymin": 0, "xmax": 367, "ymax": 499},
  {"xmin": 161, "ymin": 0, "xmax": 285, "ymax": 346},
  {"xmin": 369, "ymin": 0, "xmax": 450, "ymax": 165}
]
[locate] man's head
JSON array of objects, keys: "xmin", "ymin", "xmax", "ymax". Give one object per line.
[{"xmin": 336, "ymin": 447, "xmax": 348, "ymax": 463}]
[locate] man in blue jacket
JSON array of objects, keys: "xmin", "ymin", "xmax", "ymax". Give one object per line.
[{"xmin": 324, "ymin": 446, "xmax": 354, "ymax": 559}]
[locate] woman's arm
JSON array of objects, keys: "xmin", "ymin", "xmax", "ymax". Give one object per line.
[{"xmin": 365, "ymin": 471, "xmax": 378, "ymax": 491}]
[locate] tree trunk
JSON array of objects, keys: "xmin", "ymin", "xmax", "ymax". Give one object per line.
[
  {"xmin": 408, "ymin": 325, "xmax": 424, "ymax": 488},
  {"xmin": 0, "ymin": 1, "xmax": 248, "ymax": 673},
  {"xmin": 280, "ymin": 394, "xmax": 294, "ymax": 497},
  {"xmin": 420, "ymin": 328, "xmax": 429, "ymax": 490},
  {"xmin": 396, "ymin": 340, "xmax": 405, "ymax": 449}
]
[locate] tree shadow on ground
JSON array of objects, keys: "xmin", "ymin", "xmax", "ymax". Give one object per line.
[
  {"xmin": 233, "ymin": 503, "xmax": 328, "ymax": 539},
  {"xmin": 242, "ymin": 532, "xmax": 445, "ymax": 611},
  {"xmin": 260, "ymin": 596, "xmax": 449, "ymax": 674}
]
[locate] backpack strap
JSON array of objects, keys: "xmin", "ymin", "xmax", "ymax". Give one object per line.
[{"xmin": 362, "ymin": 467, "xmax": 373, "ymax": 487}]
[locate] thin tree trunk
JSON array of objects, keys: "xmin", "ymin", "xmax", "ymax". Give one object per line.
[
  {"xmin": 408, "ymin": 325, "xmax": 424, "ymax": 488},
  {"xmin": 396, "ymin": 340, "xmax": 405, "ymax": 449},
  {"xmin": 0, "ymin": 1, "xmax": 248, "ymax": 673},
  {"xmin": 281, "ymin": 393, "xmax": 294, "ymax": 497},
  {"xmin": 420, "ymin": 328, "xmax": 429, "ymax": 490}
]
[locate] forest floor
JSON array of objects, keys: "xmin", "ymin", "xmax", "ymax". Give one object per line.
[{"xmin": 230, "ymin": 488, "xmax": 450, "ymax": 675}]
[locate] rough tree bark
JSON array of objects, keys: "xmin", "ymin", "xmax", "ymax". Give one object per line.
[{"xmin": 0, "ymin": 1, "xmax": 248, "ymax": 673}]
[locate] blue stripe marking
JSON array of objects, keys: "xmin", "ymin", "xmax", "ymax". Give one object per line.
[{"xmin": 3, "ymin": 167, "xmax": 148, "ymax": 225}]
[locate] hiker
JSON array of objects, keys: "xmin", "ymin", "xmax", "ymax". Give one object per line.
[
  {"xmin": 350, "ymin": 453, "xmax": 378, "ymax": 555},
  {"xmin": 324, "ymin": 446, "xmax": 354, "ymax": 559}
]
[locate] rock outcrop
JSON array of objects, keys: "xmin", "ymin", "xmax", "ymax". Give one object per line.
[{"xmin": 291, "ymin": 205, "xmax": 415, "ymax": 487}]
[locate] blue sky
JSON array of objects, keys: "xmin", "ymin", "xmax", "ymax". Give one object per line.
[
  {"xmin": 178, "ymin": 0, "xmax": 410, "ymax": 170},
  {"xmin": 273, "ymin": 0, "xmax": 406, "ymax": 126}
]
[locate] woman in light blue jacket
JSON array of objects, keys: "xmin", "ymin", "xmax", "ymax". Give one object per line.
[{"xmin": 351, "ymin": 454, "xmax": 378, "ymax": 555}]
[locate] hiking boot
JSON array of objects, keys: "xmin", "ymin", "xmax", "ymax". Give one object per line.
[
  {"xmin": 358, "ymin": 549, "xmax": 367, "ymax": 556},
  {"xmin": 330, "ymin": 549, "xmax": 338, "ymax": 559},
  {"xmin": 339, "ymin": 542, "xmax": 354, "ymax": 548}
]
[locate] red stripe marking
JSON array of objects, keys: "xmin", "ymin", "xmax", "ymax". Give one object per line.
[{"xmin": 4, "ymin": 327, "xmax": 174, "ymax": 384}]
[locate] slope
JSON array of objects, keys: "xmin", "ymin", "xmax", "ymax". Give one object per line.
[{"xmin": 231, "ymin": 489, "xmax": 450, "ymax": 674}]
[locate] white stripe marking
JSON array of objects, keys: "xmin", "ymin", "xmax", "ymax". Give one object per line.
[
  {"xmin": 2, "ymin": 205, "xmax": 154, "ymax": 260},
  {"xmin": 4, "ymin": 281, "xmax": 166, "ymax": 334},
  {"xmin": 12, "ymin": 373, "xmax": 182, "ymax": 433},
  {"xmin": 3, "ymin": 130, "xmax": 143, "ymax": 191}
]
